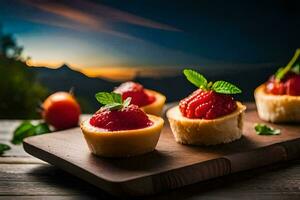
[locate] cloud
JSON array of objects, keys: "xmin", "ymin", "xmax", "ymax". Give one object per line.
[
  {"xmin": 70, "ymin": 0, "xmax": 180, "ymax": 32},
  {"xmin": 21, "ymin": 0, "xmax": 180, "ymax": 40},
  {"xmin": 28, "ymin": 1, "xmax": 102, "ymax": 28},
  {"xmin": 25, "ymin": 15, "xmax": 137, "ymax": 40}
]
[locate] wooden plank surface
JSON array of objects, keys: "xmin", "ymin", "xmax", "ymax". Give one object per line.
[
  {"xmin": 23, "ymin": 103, "xmax": 300, "ymax": 196},
  {"xmin": 1, "ymin": 103, "xmax": 300, "ymax": 199},
  {"xmin": 1, "ymin": 161, "xmax": 300, "ymax": 199}
]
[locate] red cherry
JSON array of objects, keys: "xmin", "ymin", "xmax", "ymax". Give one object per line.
[
  {"xmin": 285, "ymin": 75, "xmax": 300, "ymax": 96},
  {"xmin": 90, "ymin": 105, "xmax": 153, "ymax": 131},
  {"xmin": 265, "ymin": 81, "xmax": 285, "ymax": 95},
  {"xmin": 265, "ymin": 73, "xmax": 300, "ymax": 96},
  {"xmin": 114, "ymin": 82, "xmax": 155, "ymax": 107}
]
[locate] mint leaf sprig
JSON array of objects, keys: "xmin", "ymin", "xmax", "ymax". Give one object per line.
[
  {"xmin": 0, "ymin": 143, "xmax": 11, "ymax": 155},
  {"xmin": 254, "ymin": 123, "xmax": 281, "ymax": 135},
  {"xmin": 11, "ymin": 121, "xmax": 50, "ymax": 145},
  {"xmin": 275, "ymin": 49, "xmax": 300, "ymax": 81},
  {"xmin": 183, "ymin": 69, "xmax": 242, "ymax": 94},
  {"xmin": 95, "ymin": 92, "xmax": 131, "ymax": 111}
]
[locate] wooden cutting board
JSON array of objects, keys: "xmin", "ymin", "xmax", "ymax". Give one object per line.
[{"xmin": 23, "ymin": 107, "xmax": 300, "ymax": 196}]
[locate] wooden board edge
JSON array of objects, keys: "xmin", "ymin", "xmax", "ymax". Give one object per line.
[
  {"xmin": 22, "ymin": 139, "xmax": 126, "ymax": 196},
  {"xmin": 118, "ymin": 157, "xmax": 231, "ymax": 196},
  {"xmin": 280, "ymin": 138, "xmax": 300, "ymax": 160},
  {"xmin": 224, "ymin": 144, "xmax": 288, "ymax": 173},
  {"xmin": 23, "ymin": 136, "xmax": 300, "ymax": 197},
  {"xmin": 116, "ymin": 139, "xmax": 300, "ymax": 196}
]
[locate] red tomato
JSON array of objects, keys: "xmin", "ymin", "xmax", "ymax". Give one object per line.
[{"xmin": 42, "ymin": 92, "xmax": 81, "ymax": 130}]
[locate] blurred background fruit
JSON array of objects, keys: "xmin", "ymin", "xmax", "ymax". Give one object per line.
[{"xmin": 42, "ymin": 92, "xmax": 81, "ymax": 130}]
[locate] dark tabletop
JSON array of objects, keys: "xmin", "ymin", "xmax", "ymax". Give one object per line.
[{"xmin": 1, "ymin": 103, "xmax": 300, "ymax": 200}]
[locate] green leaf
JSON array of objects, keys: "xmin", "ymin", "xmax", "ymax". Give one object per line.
[
  {"xmin": 182, "ymin": 69, "xmax": 242, "ymax": 94},
  {"xmin": 123, "ymin": 97, "xmax": 131, "ymax": 108},
  {"xmin": 183, "ymin": 69, "xmax": 208, "ymax": 89},
  {"xmin": 254, "ymin": 123, "xmax": 281, "ymax": 135},
  {"xmin": 275, "ymin": 49, "xmax": 300, "ymax": 81},
  {"xmin": 111, "ymin": 92, "xmax": 122, "ymax": 104},
  {"xmin": 102, "ymin": 103, "xmax": 123, "ymax": 110},
  {"xmin": 11, "ymin": 121, "xmax": 35, "ymax": 144},
  {"xmin": 0, "ymin": 143, "xmax": 11, "ymax": 155},
  {"xmin": 33, "ymin": 123, "xmax": 51, "ymax": 135},
  {"xmin": 95, "ymin": 92, "xmax": 122, "ymax": 105},
  {"xmin": 11, "ymin": 121, "xmax": 51, "ymax": 144},
  {"xmin": 211, "ymin": 81, "xmax": 242, "ymax": 94},
  {"xmin": 95, "ymin": 92, "xmax": 132, "ymax": 111}
]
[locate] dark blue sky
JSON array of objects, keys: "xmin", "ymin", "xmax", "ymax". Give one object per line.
[{"xmin": 0, "ymin": 0, "xmax": 299, "ymax": 72}]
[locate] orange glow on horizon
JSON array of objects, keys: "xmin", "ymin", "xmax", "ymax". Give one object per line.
[
  {"xmin": 80, "ymin": 67, "xmax": 136, "ymax": 80},
  {"xmin": 79, "ymin": 67, "xmax": 181, "ymax": 81},
  {"xmin": 27, "ymin": 60, "xmax": 181, "ymax": 81},
  {"xmin": 26, "ymin": 60, "xmax": 63, "ymax": 69}
]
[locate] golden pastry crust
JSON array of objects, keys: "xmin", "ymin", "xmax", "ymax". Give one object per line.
[
  {"xmin": 80, "ymin": 115, "xmax": 164, "ymax": 157},
  {"xmin": 141, "ymin": 89, "xmax": 166, "ymax": 116},
  {"xmin": 254, "ymin": 84, "xmax": 300, "ymax": 123},
  {"xmin": 166, "ymin": 102, "xmax": 246, "ymax": 145}
]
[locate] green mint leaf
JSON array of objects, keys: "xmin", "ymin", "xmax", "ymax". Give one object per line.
[
  {"xmin": 254, "ymin": 123, "xmax": 281, "ymax": 135},
  {"xmin": 11, "ymin": 121, "xmax": 35, "ymax": 144},
  {"xmin": 182, "ymin": 69, "xmax": 242, "ymax": 94},
  {"xmin": 0, "ymin": 143, "xmax": 11, "ymax": 155},
  {"xmin": 211, "ymin": 81, "xmax": 242, "ymax": 94},
  {"xmin": 183, "ymin": 69, "xmax": 208, "ymax": 89},
  {"xmin": 275, "ymin": 49, "xmax": 300, "ymax": 81},
  {"xmin": 111, "ymin": 92, "xmax": 122, "ymax": 104},
  {"xmin": 95, "ymin": 92, "xmax": 122, "ymax": 105},
  {"xmin": 33, "ymin": 123, "xmax": 51, "ymax": 135},
  {"xmin": 102, "ymin": 103, "xmax": 123, "ymax": 110},
  {"xmin": 12, "ymin": 121, "xmax": 51, "ymax": 144},
  {"xmin": 123, "ymin": 97, "xmax": 131, "ymax": 108},
  {"xmin": 95, "ymin": 92, "xmax": 132, "ymax": 111}
]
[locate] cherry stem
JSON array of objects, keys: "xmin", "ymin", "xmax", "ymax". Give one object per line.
[{"xmin": 276, "ymin": 49, "xmax": 300, "ymax": 82}]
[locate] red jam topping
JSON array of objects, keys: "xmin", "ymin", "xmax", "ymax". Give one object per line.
[
  {"xmin": 179, "ymin": 89, "xmax": 237, "ymax": 119},
  {"xmin": 266, "ymin": 73, "xmax": 300, "ymax": 96},
  {"xmin": 114, "ymin": 82, "xmax": 155, "ymax": 107},
  {"xmin": 90, "ymin": 105, "xmax": 153, "ymax": 131}
]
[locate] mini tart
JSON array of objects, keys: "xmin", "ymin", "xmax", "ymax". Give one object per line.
[
  {"xmin": 80, "ymin": 114, "xmax": 164, "ymax": 157},
  {"xmin": 141, "ymin": 89, "xmax": 166, "ymax": 116},
  {"xmin": 167, "ymin": 102, "xmax": 246, "ymax": 145},
  {"xmin": 254, "ymin": 84, "xmax": 300, "ymax": 123}
]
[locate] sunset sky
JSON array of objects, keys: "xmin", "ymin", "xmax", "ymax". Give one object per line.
[{"xmin": 0, "ymin": 0, "xmax": 299, "ymax": 77}]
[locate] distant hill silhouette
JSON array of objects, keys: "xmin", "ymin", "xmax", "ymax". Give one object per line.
[
  {"xmin": 30, "ymin": 64, "xmax": 280, "ymax": 112},
  {"xmin": 30, "ymin": 65, "xmax": 121, "ymax": 112}
]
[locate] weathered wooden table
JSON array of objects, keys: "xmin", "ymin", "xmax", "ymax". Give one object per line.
[{"xmin": 1, "ymin": 103, "xmax": 300, "ymax": 199}]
